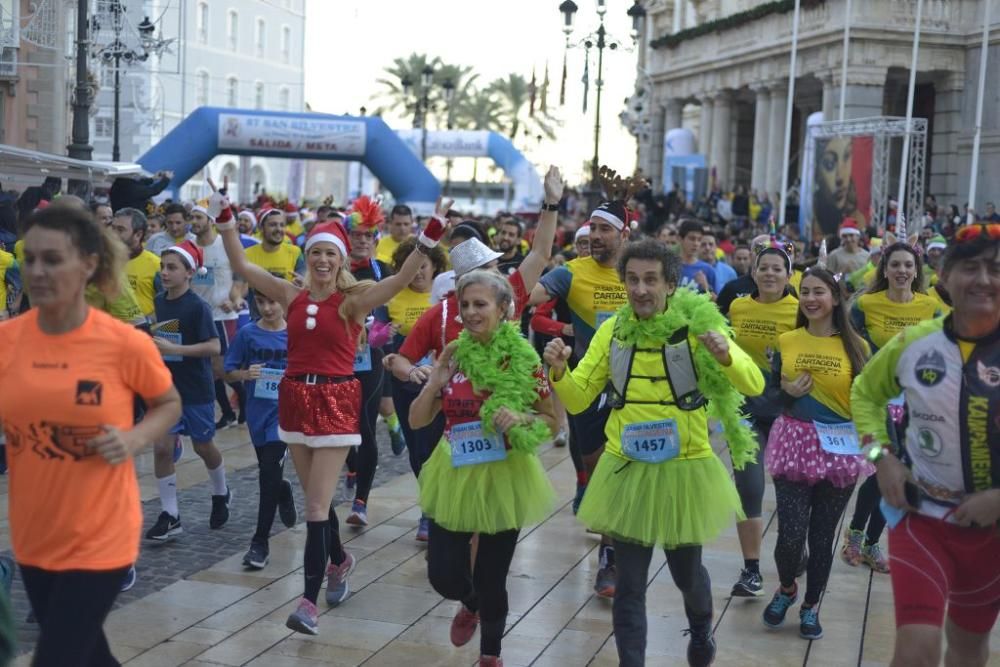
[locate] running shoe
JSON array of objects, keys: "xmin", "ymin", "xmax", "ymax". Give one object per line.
[
  {"xmin": 799, "ymin": 605, "xmax": 823, "ymax": 640},
  {"xmin": 209, "ymin": 488, "xmax": 232, "ymax": 529},
  {"xmin": 171, "ymin": 435, "xmax": 184, "ymax": 464},
  {"xmin": 286, "ymin": 597, "xmax": 319, "ymax": 635},
  {"xmin": 243, "ymin": 542, "xmax": 269, "ymax": 570},
  {"xmin": 389, "ymin": 426, "xmax": 407, "ymax": 456},
  {"xmin": 215, "ymin": 415, "xmax": 237, "ymax": 430},
  {"xmin": 731, "ymin": 568, "xmax": 764, "ymax": 598},
  {"xmin": 416, "ymin": 516, "xmax": 430, "ymax": 542},
  {"xmin": 840, "ymin": 528, "xmax": 864, "ymax": 566},
  {"xmin": 346, "ymin": 499, "xmax": 369, "ymax": 527},
  {"xmin": 145, "ymin": 511, "xmax": 182, "ymax": 541},
  {"xmin": 120, "ymin": 565, "xmax": 137, "ymax": 592},
  {"xmin": 762, "ymin": 587, "xmax": 798, "ymax": 628},
  {"xmin": 594, "ymin": 564, "xmax": 616, "ymax": 598},
  {"xmin": 553, "ymin": 429, "xmax": 568, "ymax": 447},
  {"xmin": 478, "ymin": 655, "xmax": 503, "ymax": 666},
  {"xmin": 861, "ymin": 543, "xmax": 890, "ymax": 574},
  {"xmin": 277, "ymin": 480, "xmax": 297, "ymax": 528},
  {"xmin": 345, "ymin": 471, "xmax": 357, "ymax": 491},
  {"xmin": 683, "ymin": 624, "xmax": 717, "ymax": 667},
  {"xmin": 572, "ymin": 483, "xmax": 587, "ymax": 515},
  {"xmin": 325, "ymin": 551, "xmax": 356, "ymax": 607},
  {"xmin": 450, "ymin": 605, "xmax": 479, "ymax": 647}
]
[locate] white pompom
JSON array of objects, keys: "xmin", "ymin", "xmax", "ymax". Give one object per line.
[
  {"xmin": 197, "ymin": 266, "xmax": 208, "ymax": 276},
  {"xmin": 306, "ymin": 317, "xmax": 317, "ymax": 330},
  {"xmin": 629, "ymin": 220, "xmax": 639, "ymax": 231},
  {"xmin": 306, "ymin": 304, "xmax": 319, "ymax": 316}
]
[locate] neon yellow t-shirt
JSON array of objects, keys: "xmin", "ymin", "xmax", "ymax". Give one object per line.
[
  {"xmin": 789, "ymin": 269, "xmax": 803, "ymax": 293},
  {"xmin": 126, "ymin": 250, "xmax": 161, "ymax": 317},
  {"xmin": 14, "ymin": 239, "xmax": 23, "ymax": 265},
  {"xmin": 387, "ymin": 287, "xmax": 432, "ymax": 336},
  {"xmin": 854, "ymin": 291, "xmax": 941, "ymax": 349},
  {"xmin": 728, "ymin": 293, "xmax": 799, "ymax": 371},
  {"xmin": 245, "ymin": 243, "xmax": 304, "ymax": 281},
  {"xmin": 0, "ymin": 249, "xmax": 17, "ymax": 310},
  {"xmin": 375, "ymin": 235, "xmax": 406, "ymax": 265},
  {"xmin": 779, "ymin": 327, "xmax": 857, "ymax": 419},
  {"xmin": 285, "ymin": 219, "xmax": 304, "ymax": 239}
]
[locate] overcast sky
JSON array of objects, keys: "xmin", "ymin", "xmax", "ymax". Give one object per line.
[{"xmin": 302, "ymin": 0, "xmax": 640, "ymax": 185}]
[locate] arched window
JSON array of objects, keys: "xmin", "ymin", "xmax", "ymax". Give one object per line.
[
  {"xmin": 227, "ymin": 76, "xmax": 239, "ymax": 107},
  {"xmin": 278, "ymin": 86, "xmax": 290, "ymax": 111},
  {"xmin": 254, "ymin": 81, "xmax": 264, "ymax": 109},
  {"xmin": 196, "ymin": 70, "xmax": 209, "ymax": 106},
  {"xmin": 254, "ymin": 18, "xmax": 266, "ymax": 57},
  {"xmin": 196, "ymin": 2, "xmax": 209, "ymax": 44},
  {"xmin": 281, "ymin": 25, "xmax": 291, "ymax": 63},
  {"xmin": 227, "ymin": 9, "xmax": 238, "ymax": 51}
]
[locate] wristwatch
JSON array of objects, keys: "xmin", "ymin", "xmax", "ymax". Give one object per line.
[
  {"xmin": 541, "ymin": 202, "xmax": 560, "ymax": 212},
  {"xmin": 863, "ymin": 443, "xmax": 892, "ymax": 464}
]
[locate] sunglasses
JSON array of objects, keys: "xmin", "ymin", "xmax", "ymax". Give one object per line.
[{"xmin": 955, "ymin": 223, "xmax": 1000, "ymax": 243}]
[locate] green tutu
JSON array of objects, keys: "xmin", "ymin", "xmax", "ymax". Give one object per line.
[
  {"xmin": 418, "ymin": 439, "xmax": 556, "ymax": 534},
  {"xmin": 577, "ymin": 452, "xmax": 744, "ymax": 549}
]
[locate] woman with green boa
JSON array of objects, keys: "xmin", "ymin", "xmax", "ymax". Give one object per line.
[
  {"xmin": 545, "ymin": 239, "xmax": 764, "ymax": 667},
  {"xmin": 410, "ymin": 269, "xmax": 557, "ymax": 667}
]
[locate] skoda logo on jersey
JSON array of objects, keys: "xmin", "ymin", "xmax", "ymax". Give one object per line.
[
  {"xmin": 916, "ymin": 428, "xmax": 943, "ymax": 458},
  {"xmin": 914, "ymin": 349, "xmax": 946, "ymax": 387}
]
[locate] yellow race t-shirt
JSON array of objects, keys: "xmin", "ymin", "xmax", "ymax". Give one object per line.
[
  {"xmin": 728, "ymin": 293, "xmax": 799, "ymax": 371},
  {"xmin": 375, "ymin": 235, "xmax": 408, "ymax": 265},
  {"xmin": 538, "ymin": 256, "xmax": 628, "ymax": 357},
  {"xmin": 387, "ymin": 287, "xmax": 432, "ymax": 337},
  {"xmin": 245, "ymin": 242, "xmax": 305, "ymax": 282},
  {"xmin": 0, "ymin": 249, "xmax": 18, "ymax": 311},
  {"xmin": 779, "ymin": 327, "xmax": 859, "ymax": 420},
  {"xmin": 126, "ymin": 249, "xmax": 161, "ymax": 317},
  {"xmin": 854, "ymin": 291, "xmax": 941, "ymax": 349}
]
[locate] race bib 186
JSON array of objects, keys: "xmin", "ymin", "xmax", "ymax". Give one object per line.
[
  {"xmin": 814, "ymin": 420, "xmax": 862, "ymax": 456},
  {"xmin": 254, "ymin": 367, "xmax": 284, "ymax": 400},
  {"xmin": 621, "ymin": 419, "xmax": 681, "ymax": 463},
  {"xmin": 449, "ymin": 421, "xmax": 507, "ymax": 468}
]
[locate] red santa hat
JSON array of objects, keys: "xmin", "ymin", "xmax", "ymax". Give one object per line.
[
  {"xmin": 304, "ymin": 221, "xmax": 350, "ymax": 257},
  {"xmin": 190, "ymin": 204, "xmax": 215, "ymax": 222},
  {"xmin": 839, "ymin": 218, "xmax": 861, "ymax": 236},
  {"xmin": 165, "ymin": 240, "xmax": 207, "ymax": 275}
]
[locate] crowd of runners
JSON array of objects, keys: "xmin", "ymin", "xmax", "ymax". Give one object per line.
[{"xmin": 0, "ymin": 166, "xmax": 995, "ymax": 667}]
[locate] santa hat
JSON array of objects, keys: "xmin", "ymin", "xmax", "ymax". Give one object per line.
[
  {"xmin": 345, "ymin": 195, "xmax": 385, "ymax": 231},
  {"xmin": 165, "ymin": 240, "xmax": 207, "ymax": 275},
  {"xmin": 839, "ymin": 219, "xmax": 861, "ymax": 236},
  {"xmin": 305, "ymin": 221, "xmax": 350, "ymax": 257},
  {"xmin": 237, "ymin": 209, "xmax": 257, "ymax": 229},
  {"xmin": 258, "ymin": 208, "xmax": 284, "ymax": 225},
  {"xmin": 590, "ymin": 200, "xmax": 628, "ymax": 231},
  {"xmin": 191, "ymin": 204, "xmax": 215, "ymax": 222},
  {"xmin": 926, "ymin": 235, "xmax": 947, "ymax": 251},
  {"xmin": 284, "ymin": 202, "xmax": 300, "ymax": 216},
  {"xmin": 574, "ymin": 225, "xmax": 591, "ymax": 241}
]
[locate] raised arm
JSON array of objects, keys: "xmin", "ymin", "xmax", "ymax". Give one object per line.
[{"xmin": 515, "ymin": 166, "xmax": 563, "ymax": 293}]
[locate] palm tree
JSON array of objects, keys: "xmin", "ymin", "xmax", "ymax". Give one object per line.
[
  {"xmin": 452, "ymin": 88, "xmax": 505, "ymax": 203},
  {"xmin": 433, "ymin": 63, "xmax": 477, "ymax": 130},
  {"xmin": 374, "ymin": 52, "xmax": 444, "ymax": 127},
  {"xmin": 489, "ymin": 73, "xmax": 559, "ymax": 141}
]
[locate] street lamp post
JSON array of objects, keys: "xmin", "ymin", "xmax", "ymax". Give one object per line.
[
  {"xmin": 441, "ymin": 78, "xmax": 456, "ymax": 195},
  {"xmin": 401, "ymin": 66, "xmax": 450, "ymax": 166},
  {"xmin": 357, "ymin": 106, "xmax": 367, "ymax": 197},
  {"xmin": 68, "ymin": 0, "xmax": 93, "ymax": 164}
]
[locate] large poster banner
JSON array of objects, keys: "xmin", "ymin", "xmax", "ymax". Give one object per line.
[
  {"xmin": 808, "ymin": 135, "xmax": 873, "ymax": 240},
  {"xmin": 217, "ymin": 113, "xmax": 367, "ymax": 157}
]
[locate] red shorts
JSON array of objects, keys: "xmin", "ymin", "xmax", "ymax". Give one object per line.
[
  {"xmin": 888, "ymin": 512, "xmax": 1000, "ymax": 633},
  {"xmin": 277, "ymin": 377, "xmax": 361, "ymax": 448}
]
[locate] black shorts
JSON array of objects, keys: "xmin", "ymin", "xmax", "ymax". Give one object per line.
[{"xmin": 570, "ymin": 392, "xmax": 612, "ymax": 457}]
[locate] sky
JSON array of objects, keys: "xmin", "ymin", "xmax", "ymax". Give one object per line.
[{"xmin": 302, "ymin": 0, "xmax": 640, "ymax": 187}]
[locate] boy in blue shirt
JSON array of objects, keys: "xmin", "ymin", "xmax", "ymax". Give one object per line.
[
  {"xmin": 225, "ymin": 290, "xmax": 297, "ymax": 568},
  {"xmin": 148, "ymin": 240, "xmax": 231, "ymax": 540},
  {"xmin": 677, "ymin": 218, "xmax": 717, "ymax": 295}
]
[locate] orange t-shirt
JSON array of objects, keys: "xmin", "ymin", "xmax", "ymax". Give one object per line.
[{"xmin": 0, "ymin": 308, "xmax": 173, "ymax": 570}]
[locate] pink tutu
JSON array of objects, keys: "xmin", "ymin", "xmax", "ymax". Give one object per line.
[{"xmin": 765, "ymin": 415, "xmax": 873, "ymax": 489}]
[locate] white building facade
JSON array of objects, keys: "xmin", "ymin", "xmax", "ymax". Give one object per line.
[{"xmin": 634, "ymin": 0, "xmax": 997, "ymax": 212}]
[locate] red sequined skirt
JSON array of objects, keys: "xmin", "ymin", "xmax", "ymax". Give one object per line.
[{"xmin": 278, "ymin": 377, "xmax": 361, "ymax": 448}]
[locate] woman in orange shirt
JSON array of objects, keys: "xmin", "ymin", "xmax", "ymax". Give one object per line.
[{"xmin": 0, "ymin": 203, "xmax": 180, "ymax": 666}]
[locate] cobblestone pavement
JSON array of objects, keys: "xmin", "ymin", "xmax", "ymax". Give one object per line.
[{"xmin": 9, "ymin": 422, "xmax": 414, "ymax": 653}]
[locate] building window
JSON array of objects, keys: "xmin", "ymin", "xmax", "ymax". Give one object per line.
[
  {"xmin": 278, "ymin": 86, "xmax": 289, "ymax": 111},
  {"xmin": 227, "ymin": 10, "xmax": 238, "ymax": 51},
  {"xmin": 196, "ymin": 2, "xmax": 208, "ymax": 44},
  {"xmin": 281, "ymin": 25, "xmax": 290, "ymax": 64},
  {"xmin": 227, "ymin": 76, "xmax": 238, "ymax": 107},
  {"xmin": 254, "ymin": 18, "xmax": 265, "ymax": 57},
  {"xmin": 196, "ymin": 70, "xmax": 209, "ymax": 106},
  {"xmin": 99, "ymin": 61, "xmax": 115, "ymax": 89},
  {"xmin": 95, "ymin": 117, "xmax": 113, "ymax": 138},
  {"xmin": 254, "ymin": 81, "xmax": 264, "ymax": 109}
]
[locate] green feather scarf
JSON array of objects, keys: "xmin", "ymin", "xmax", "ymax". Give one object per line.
[
  {"xmin": 611, "ymin": 287, "xmax": 759, "ymax": 469},
  {"xmin": 452, "ymin": 322, "xmax": 551, "ymax": 454}
]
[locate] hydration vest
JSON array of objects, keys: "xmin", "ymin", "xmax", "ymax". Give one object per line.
[{"xmin": 607, "ymin": 326, "xmax": 707, "ymax": 411}]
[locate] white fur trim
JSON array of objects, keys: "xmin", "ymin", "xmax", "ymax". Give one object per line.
[
  {"xmin": 590, "ymin": 209, "xmax": 624, "ymax": 230},
  {"xmin": 926, "ymin": 241, "xmax": 947, "ymax": 250},
  {"xmin": 166, "ymin": 246, "xmax": 198, "ymax": 270},
  {"xmin": 839, "ymin": 227, "xmax": 861, "ymax": 235},
  {"xmin": 305, "ymin": 232, "xmax": 346, "ymax": 257},
  {"xmin": 278, "ymin": 428, "xmax": 360, "ymax": 448},
  {"xmin": 191, "ymin": 205, "xmax": 214, "ymax": 221}
]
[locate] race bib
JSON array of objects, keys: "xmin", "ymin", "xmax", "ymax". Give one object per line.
[
  {"xmin": 154, "ymin": 331, "xmax": 182, "ymax": 362},
  {"xmin": 449, "ymin": 421, "xmax": 507, "ymax": 468},
  {"xmin": 192, "ymin": 266, "xmax": 215, "ymax": 286},
  {"xmin": 879, "ymin": 498, "xmax": 906, "ymax": 530},
  {"xmin": 814, "ymin": 420, "xmax": 862, "ymax": 456},
  {"xmin": 353, "ymin": 346, "xmax": 372, "ymax": 372},
  {"xmin": 621, "ymin": 419, "xmax": 681, "ymax": 463},
  {"xmin": 596, "ymin": 311, "xmax": 615, "ymax": 329},
  {"xmin": 416, "ymin": 353, "xmax": 432, "ymax": 367},
  {"xmin": 254, "ymin": 367, "xmax": 284, "ymax": 400}
]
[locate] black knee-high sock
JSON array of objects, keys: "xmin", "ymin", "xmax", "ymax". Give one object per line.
[
  {"xmin": 328, "ymin": 505, "xmax": 346, "ymax": 565},
  {"xmin": 214, "ymin": 380, "xmax": 235, "ymax": 420},
  {"xmin": 304, "ymin": 520, "xmax": 329, "ymax": 604}
]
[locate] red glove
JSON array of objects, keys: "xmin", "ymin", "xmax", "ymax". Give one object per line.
[
  {"xmin": 217, "ymin": 203, "xmax": 234, "ymax": 224},
  {"xmin": 418, "ymin": 215, "xmax": 446, "ymax": 248}
]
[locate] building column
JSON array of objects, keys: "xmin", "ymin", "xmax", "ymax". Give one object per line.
[
  {"xmin": 766, "ymin": 83, "xmax": 788, "ymax": 201},
  {"xmin": 665, "ymin": 98, "xmax": 683, "ymax": 131},
  {"xmin": 710, "ymin": 90, "xmax": 732, "ymax": 189},
  {"xmin": 930, "ymin": 73, "xmax": 962, "ymax": 205},
  {"xmin": 646, "ymin": 101, "xmax": 668, "ymax": 189},
  {"xmin": 699, "ymin": 95, "xmax": 714, "ymax": 164},
  {"xmin": 820, "ymin": 72, "xmax": 837, "ymax": 122},
  {"xmin": 750, "ymin": 85, "xmax": 771, "ymax": 195}
]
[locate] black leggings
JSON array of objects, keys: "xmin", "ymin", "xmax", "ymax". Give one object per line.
[
  {"xmin": 252, "ymin": 442, "xmax": 288, "ymax": 546},
  {"xmin": 392, "ymin": 377, "xmax": 445, "ymax": 478},
  {"xmin": 21, "ymin": 565, "xmax": 129, "ymax": 667},
  {"xmin": 345, "ymin": 348, "xmax": 384, "ymax": 504},
  {"xmin": 427, "ymin": 521, "xmax": 518, "ymax": 657},
  {"xmin": 732, "ymin": 418, "xmax": 772, "ymax": 519},
  {"xmin": 773, "ymin": 477, "xmax": 855, "ymax": 605}
]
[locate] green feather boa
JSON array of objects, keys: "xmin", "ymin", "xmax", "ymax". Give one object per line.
[
  {"xmin": 611, "ymin": 287, "xmax": 759, "ymax": 470},
  {"xmin": 452, "ymin": 322, "xmax": 551, "ymax": 454}
]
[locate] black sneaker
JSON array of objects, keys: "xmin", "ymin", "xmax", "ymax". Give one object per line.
[
  {"xmin": 594, "ymin": 564, "xmax": 616, "ymax": 598},
  {"xmin": 210, "ymin": 488, "xmax": 232, "ymax": 529},
  {"xmin": 215, "ymin": 415, "xmax": 237, "ymax": 430},
  {"xmin": 762, "ymin": 587, "xmax": 798, "ymax": 628},
  {"xmin": 278, "ymin": 479, "xmax": 297, "ymax": 528},
  {"xmin": 684, "ymin": 624, "xmax": 717, "ymax": 667},
  {"xmin": 243, "ymin": 542, "xmax": 269, "ymax": 569},
  {"xmin": 237, "ymin": 410, "xmax": 247, "ymax": 425},
  {"xmin": 731, "ymin": 568, "xmax": 764, "ymax": 598},
  {"xmin": 146, "ymin": 511, "xmax": 182, "ymax": 541},
  {"xmin": 799, "ymin": 606, "xmax": 823, "ymax": 640}
]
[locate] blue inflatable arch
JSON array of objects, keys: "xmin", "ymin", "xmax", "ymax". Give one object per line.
[{"xmin": 138, "ymin": 107, "xmax": 440, "ymax": 210}]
